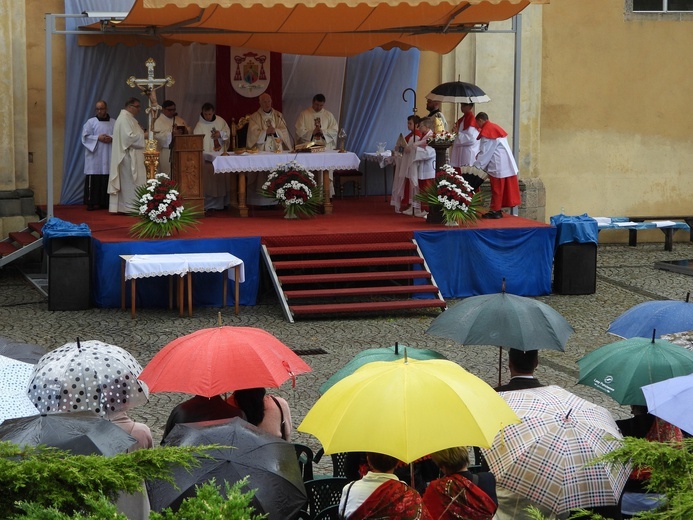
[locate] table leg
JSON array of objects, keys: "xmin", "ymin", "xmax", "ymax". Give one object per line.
[
  {"xmin": 178, "ymin": 276, "xmax": 184, "ymax": 317},
  {"xmin": 121, "ymin": 259, "xmax": 126, "ymax": 310},
  {"xmin": 168, "ymin": 276, "xmax": 173, "ymax": 310},
  {"xmin": 322, "ymin": 170, "xmax": 333, "ymax": 215},
  {"xmin": 130, "ymin": 279, "xmax": 136, "ymax": 319},
  {"xmin": 238, "ymin": 172, "xmax": 249, "ymax": 218},
  {"xmin": 187, "ymin": 272, "xmax": 193, "ymax": 316},
  {"xmin": 222, "ymin": 269, "xmax": 228, "ymax": 309},
  {"xmin": 234, "ymin": 264, "xmax": 240, "ymax": 316}
]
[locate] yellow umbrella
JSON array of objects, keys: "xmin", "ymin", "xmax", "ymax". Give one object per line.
[{"xmin": 298, "ymin": 357, "xmax": 520, "ymax": 464}]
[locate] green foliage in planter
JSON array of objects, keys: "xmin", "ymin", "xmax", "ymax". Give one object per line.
[{"xmin": 0, "ymin": 441, "xmax": 238, "ymax": 518}]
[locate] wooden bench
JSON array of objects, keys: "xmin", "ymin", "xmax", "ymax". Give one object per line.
[
  {"xmin": 597, "ymin": 217, "xmax": 691, "ymax": 251},
  {"xmin": 627, "ymin": 216, "xmax": 693, "ymax": 242}
]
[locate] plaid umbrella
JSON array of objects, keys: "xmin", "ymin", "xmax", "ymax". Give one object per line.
[{"xmin": 482, "ymin": 385, "xmax": 630, "ymax": 516}]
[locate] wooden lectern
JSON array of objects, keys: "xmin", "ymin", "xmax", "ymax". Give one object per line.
[{"xmin": 171, "ymin": 134, "xmax": 205, "ymax": 216}]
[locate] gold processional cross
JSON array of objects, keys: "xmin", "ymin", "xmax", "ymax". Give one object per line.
[{"xmin": 126, "ymin": 58, "xmax": 175, "ymax": 179}]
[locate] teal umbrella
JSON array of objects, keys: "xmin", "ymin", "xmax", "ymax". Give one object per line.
[
  {"xmin": 577, "ymin": 334, "xmax": 693, "ymax": 406},
  {"xmin": 319, "ymin": 343, "xmax": 446, "ymax": 393}
]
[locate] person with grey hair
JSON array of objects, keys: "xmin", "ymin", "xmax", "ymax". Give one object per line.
[
  {"xmin": 82, "ymin": 100, "xmax": 114, "ymax": 210},
  {"xmin": 246, "ymin": 93, "xmax": 292, "ymax": 152}
]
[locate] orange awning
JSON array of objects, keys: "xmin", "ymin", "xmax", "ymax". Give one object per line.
[{"xmin": 79, "ymin": 0, "xmax": 548, "ymax": 56}]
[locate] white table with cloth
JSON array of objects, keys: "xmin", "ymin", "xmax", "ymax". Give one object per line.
[
  {"xmin": 120, "ymin": 253, "xmax": 245, "ymax": 318},
  {"xmin": 204, "ymin": 151, "xmax": 361, "ymax": 216}
]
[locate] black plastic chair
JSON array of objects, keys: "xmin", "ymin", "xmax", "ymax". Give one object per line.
[
  {"xmin": 313, "ymin": 504, "xmax": 340, "ymax": 520},
  {"xmin": 314, "ymin": 447, "xmax": 348, "ymax": 478},
  {"xmin": 304, "ymin": 477, "xmax": 349, "ymax": 517},
  {"xmin": 294, "ymin": 443, "xmax": 315, "ymax": 481}
]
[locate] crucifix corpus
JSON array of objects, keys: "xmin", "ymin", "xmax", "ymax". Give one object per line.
[{"xmin": 126, "ymin": 58, "xmax": 175, "ymax": 179}]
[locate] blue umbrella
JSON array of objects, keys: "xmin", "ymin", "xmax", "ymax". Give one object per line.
[{"xmin": 607, "ymin": 294, "xmax": 693, "ymax": 339}]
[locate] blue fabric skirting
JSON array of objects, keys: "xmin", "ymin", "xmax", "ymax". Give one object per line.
[{"xmin": 414, "ymin": 227, "xmax": 556, "ymax": 298}]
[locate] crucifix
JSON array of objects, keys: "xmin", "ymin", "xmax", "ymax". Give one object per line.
[{"xmin": 126, "ymin": 58, "xmax": 175, "ymax": 179}]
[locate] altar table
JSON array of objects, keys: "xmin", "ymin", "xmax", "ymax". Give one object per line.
[
  {"xmin": 205, "ymin": 151, "xmax": 360, "ymax": 217},
  {"xmin": 120, "ymin": 253, "xmax": 245, "ymax": 318}
]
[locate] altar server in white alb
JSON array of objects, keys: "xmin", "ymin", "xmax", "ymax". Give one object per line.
[
  {"xmin": 246, "ymin": 93, "xmax": 292, "ymax": 152},
  {"xmin": 82, "ymin": 100, "xmax": 115, "ymax": 210},
  {"xmin": 450, "ymin": 103, "xmax": 480, "ymax": 167},
  {"xmin": 193, "ymin": 102, "xmax": 231, "ymax": 211},
  {"xmin": 152, "ymin": 99, "xmax": 191, "ymax": 175},
  {"xmin": 473, "ymin": 112, "xmax": 521, "ymax": 219},
  {"xmin": 400, "ymin": 117, "xmax": 435, "ymax": 218},
  {"xmin": 295, "ymin": 93, "xmax": 339, "ymax": 196},
  {"xmin": 108, "ymin": 97, "xmax": 146, "ymax": 214}
]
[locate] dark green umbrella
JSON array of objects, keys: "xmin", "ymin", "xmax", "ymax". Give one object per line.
[
  {"xmin": 319, "ymin": 343, "xmax": 446, "ymax": 393},
  {"xmin": 426, "ymin": 283, "xmax": 573, "ymax": 384},
  {"xmin": 577, "ymin": 333, "xmax": 693, "ymax": 406}
]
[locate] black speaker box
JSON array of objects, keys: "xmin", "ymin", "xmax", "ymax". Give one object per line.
[{"xmin": 553, "ymin": 242, "xmax": 597, "ymax": 295}]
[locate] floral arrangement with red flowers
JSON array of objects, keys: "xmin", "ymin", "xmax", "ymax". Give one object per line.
[
  {"xmin": 261, "ymin": 160, "xmax": 323, "ymax": 219},
  {"xmin": 129, "ymin": 173, "xmax": 200, "ymax": 238},
  {"xmin": 415, "ymin": 164, "xmax": 486, "ymax": 226}
]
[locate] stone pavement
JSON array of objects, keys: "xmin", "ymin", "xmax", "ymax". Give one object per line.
[{"xmin": 2, "ymin": 242, "xmax": 693, "ymax": 467}]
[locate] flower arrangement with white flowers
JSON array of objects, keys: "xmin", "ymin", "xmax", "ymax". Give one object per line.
[
  {"xmin": 261, "ymin": 161, "xmax": 323, "ymax": 219},
  {"xmin": 415, "ymin": 164, "xmax": 486, "ymax": 226},
  {"xmin": 129, "ymin": 173, "xmax": 200, "ymax": 238},
  {"xmin": 427, "ymin": 131, "xmax": 457, "ymax": 145}
]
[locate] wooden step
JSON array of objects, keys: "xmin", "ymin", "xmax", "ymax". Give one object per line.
[
  {"xmin": 0, "ymin": 242, "xmax": 18, "ymax": 257},
  {"xmin": 291, "ymin": 299, "xmax": 447, "ymax": 315},
  {"xmin": 266, "ymin": 242, "xmax": 417, "ymax": 255},
  {"xmin": 284, "ymin": 284, "xmax": 440, "ymax": 300},
  {"xmin": 279, "ymin": 270, "xmax": 432, "ymax": 285},
  {"xmin": 28, "ymin": 221, "xmax": 45, "ymax": 235},
  {"xmin": 273, "ymin": 256, "xmax": 424, "ymax": 270},
  {"xmin": 9, "ymin": 231, "xmax": 38, "ymax": 247}
]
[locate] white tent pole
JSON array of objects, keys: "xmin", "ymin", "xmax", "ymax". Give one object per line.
[
  {"xmin": 45, "ymin": 14, "xmax": 55, "ymax": 219},
  {"xmin": 511, "ymin": 13, "xmax": 522, "ymax": 216}
]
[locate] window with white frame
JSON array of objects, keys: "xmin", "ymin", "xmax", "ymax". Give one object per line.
[{"xmin": 632, "ymin": 0, "xmax": 693, "ymax": 11}]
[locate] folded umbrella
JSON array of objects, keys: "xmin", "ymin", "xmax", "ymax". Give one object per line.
[
  {"xmin": 148, "ymin": 417, "xmax": 307, "ymax": 518},
  {"xmin": 299, "ymin": 357, "xmax": 520, "ymax": 464},
  {"xmin": 577, "ymin": 334, "xmax": 693, "ymax": 406},
  {"xmin": 140, "ymin": 326, "xmax": 311, "ymax": 397},
  {"xmin": 642, "ymin": 373, "xmax": 693, "ymax": 435}
]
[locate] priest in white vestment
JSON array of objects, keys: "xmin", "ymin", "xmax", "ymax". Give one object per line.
[
  {"xmin": 246, "ymin": 93, "xmax": 292, "ymax": 205},
  {"xmin": 108, "ymin": 97, "xmax": 146, "ymax": 214},
  {"xmin": 193, "ymin": 102, "xmax": 231, "ymax": 211},
  {"xmin": 295, "ymin": 93, "xmax": 339, "ymax": 196},
  {"xmin": 152, "ymin": 99, "xmax": 191, "ymax": 175},
  {"xmin": 82, "ymin": 100, "xmax": 115, "ymax": 210}
]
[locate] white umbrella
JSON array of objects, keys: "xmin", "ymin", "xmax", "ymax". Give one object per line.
[
  {"xmin": 27, "ymin": 339, "xmax": 148, "ymax": 417},
  {"xmin": 642, "ymin": 373, "xmax": 693, "ymax": 435},
  {"xmin": 0, "ymin": 355, "xmax": 39, "ymax": 423}
]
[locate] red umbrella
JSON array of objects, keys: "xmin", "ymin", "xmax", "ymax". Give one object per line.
[{"xmin": 140, "ymin": 326, "xmax": 311, "ymax": 397}]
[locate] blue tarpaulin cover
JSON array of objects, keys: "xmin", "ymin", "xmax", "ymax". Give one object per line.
[
  {"xmin": 42, "ymin": 217, "xmax": 92, "ymax": 242},
  {"xmin": 550, "ymin": 214, "xmax": 598, "ymax": 246}
]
